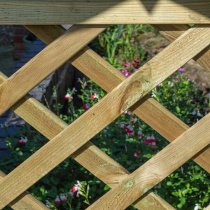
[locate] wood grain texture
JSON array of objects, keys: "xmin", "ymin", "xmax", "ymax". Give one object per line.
[
  {"xmin": 133, "ymin": 99, "xmax": 210, "ymax": 172},
  {"xmin": 0, "ymin": 72, "xmax": 173, "ymax": 210},
  {"xmin": 0, "ymin": 73, "xmax": 127, "ymax": 188},
  {"xmin": 0, "ymin": 171, "xmax": 48, "ymax": 210},
  {"xmin": 88, "ymin": 113, "xmax": 210, "ymax": 210},
  {"xmin": 157, "ymin": 24, "xmax": 210, "ymax": 71},
  {"xmin": 0, "ymin": 27, "xmax": 209, "ymax": 208},
  {"xmin": 0, "ymin": 25, "xmax": 105, "ymax": 116},
  {"xmin": 134, "ymin": 192, "xmax": 176, "ymax": 210},
  {"xmin": 0, "ymin": 0, "xmax": 210, "ymax": 24},
  {"xmin": 26, "ymin": 25, "xmax": 210, "ymax": 171},
  {"xmin": 73, "ymin": 47, "xmax": 210, "ymax": 173}
]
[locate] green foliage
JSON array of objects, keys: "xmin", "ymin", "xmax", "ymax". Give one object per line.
[
  {"xmin": 159, "ymin": 163, "xmax": 210, "ymax": 209},
  {"xmin": 152, "ymin": 73, "xmax": 208, "ymax": 125},
  {"xmin": 91, "ymin": 24, "xmax": 154, "ymax": 68}
]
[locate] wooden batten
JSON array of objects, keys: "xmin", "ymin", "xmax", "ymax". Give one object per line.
[{"xmin": 0, "ymin": 0, "xmax": 209, "ymax": 24}]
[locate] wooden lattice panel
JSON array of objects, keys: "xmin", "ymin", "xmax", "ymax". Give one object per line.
[{"xmin": 0, "ymin": 1, "xmax": 209, "ymax": 210}]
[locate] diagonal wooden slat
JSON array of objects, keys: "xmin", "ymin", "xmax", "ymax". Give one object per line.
[
  {"xmin": 134, "ymin": 191, "xmax": 175, "ymax": 210},
  {"xmin": 87, "ymin": 113, "xmax": 210, "ymax": 210},
  {"xmin": 206, "ymin": 204, "xmax": 210, "ymax": 210},
  {"xmin": 0, "ymin": 25, "xmax": 105, "ymax": 116},
  {"xmin": 0, "ymin": 171, "xmax": 48, "ymax": 210},
  {"xmin": 156, "ymin": 24, "xmax": 210, "ymax": 72},
  {"xmin": 72, "ymin": 47, "xmax": 210, "ymax": 173},
  {"xmin": 27, "ymin": 25, "xmax": 210, "ymax": 173},
  {"xmin": 0, "ymin": 73, "xmax": 173, "ymax": 210},
  {"xmin": 0, "ymin": 73, "xmax": 127, "ymax": 188},
  {"xmin": 0, "ymin": 0, "xmax": 210, "ymax": 24},
  {"xmin": 0, "ymin": 27, "xmax": 209, "ymax": 208}
]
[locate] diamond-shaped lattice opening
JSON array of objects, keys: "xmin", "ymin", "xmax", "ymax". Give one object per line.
[
  {"xmin": 154, "ymin": 161, "xmax": 210, "ymax": 209},
  {"xmin": 0, "ymin": 123, "xmax": 48, "ymax": 174},
  {"xmin": 152, "ymin": 68, "xmax": 210, "ymax": 126},
  {"xmin": 90, "ymin": 24, "xmax": 168, "ymax": 71},
  {"xmin": 42, "ymin": 25, "xmax": 167, "ymax": 121},
  {"xmin": 27, "ymin": 159, "xmax": 107, "ymax": 209},
  {"xmin": 92, "ymin": 115, "xmax": 168, "ymax": 173},
  {"xmin": 0, "ymin": 26, "xmax": 32, "ymax": 77},
  {"xmin": 45, "ymin": 75, "xmax": 107, "ymax": 124}
]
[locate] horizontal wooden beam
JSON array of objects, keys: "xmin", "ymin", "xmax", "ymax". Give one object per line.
[{"xmin": 0, "ymin": 0, "xmax": 210, "ymax": 24}]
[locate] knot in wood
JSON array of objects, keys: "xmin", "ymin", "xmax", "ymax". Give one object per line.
[{"xmin": 120, "ymin": 76, "xmax": 150, "ymax": 113}]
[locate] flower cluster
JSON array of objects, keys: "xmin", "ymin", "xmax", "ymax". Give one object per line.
[
  {"xmin": 123, "ymin": 58, "xmax": 140, "ymax": 70},
  {"xmin": 71, "ymin": 180, "xmax": 81, "ymax": 197},
  {"xmin": 120, "ymin": 69, "xmax": 131, "ymax": 77},
  {"xmin": 54, "ymin": 194, "xmax": 67, "ymax": 206},
  {"xmin": 83, "ymin": 103, "xmax": 90, "ymax": 110},
  {"xmin": 143, "ymin": 135, "xmax": 158, "ymax": 148},
  {"xmin": 137, "ymin": 129, "xmax": 143, "ymax": 138},
  {"xmin": 133, "ymin": 151, "xmax": 141, "ymax": 158},
  {"xmin": 90, "ymin": 93, "xmax": 99, "ymax": 101},
  {"xmin": 64, "ymin": 93, "xmax": 73, "ymax": 100},
  {"xmin": 120, "ymin": 59, "xmax": 141, "ymax": 77},
  {"xmin": 120, "ymin": 123, "xmax": 135, "ymax": 137},
  {"xmin": 124, "ymin": 124, "xmax": 135, "ymax": 137},
  {"xmin": 52, "ymin": 180, "xmax": 91, "ymax": 208},
  {"xmin": 119, "ymin": 122, "xmax": 144, "ymax": 139},
  {"xmin": 178, "ymin": 67, "xmax": 185, "ymax": 73},
  {"xmin": 64, "ymin": 88, "xmax": 77, "ymax": 101},
  {"xmin": 54, "ymin": 181, "xmax": 82, "ymax": 206}
]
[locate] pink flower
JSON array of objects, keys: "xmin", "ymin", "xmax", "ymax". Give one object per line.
[
  {"xmin": 18, "ymin": 137, "xmax": 28, "ymax": 145},
  {"xmin": 178, "ymin": 67, "xmax": 185, "ymax": 73},
  {"xmin": 144, "ymin": 136, "xmax": 158, "ymax": 148},
  {"xmin": 123, "ymin": 61, "xmax": 130, "ymax": 68},
  {"xmin": 71, "ymin": 181, "xmax": 81, "ymax": 197},
  {"xmin": 149, "ymin": 142, "xmax": 157, "ymax": 149},
  {"xmin": 54, "ymin": 196, "xmax": 61, "ymax": 206},
  {"xmin": 124, "ymin": 125, "xmax": 135, "ymax": 137},
  {"xmin": 120, "ymin": 69, "xmax": 131, "ymax": 77},
  {"xmin": 127, "ymin": 131, "xmax": 135, "ymax": 137},
  {"xmin": 133, "ymin": 152, "xmax": 141, "ymax": 158},
  {"xmin": 132, "ymin": 62, "xmax": 138, "ymax": 69},
  {"xmin": 90, "ymin": 93, "xmax": 99, "ymax": 100},
  {"xmin": 124, "ymin": 125, "xmax": 133, "ymax": 134},
  {"xmin": 144, "ymin": 136, "xmax": 157, "ymax": 144},
  {"xmin": 83, "ymin": 103, "xmax": 90, "ymax": 110},
  {"xmin": 64, "ymin": 93, "xmax": 73, "ymax": 100},
  {"xmin": 71, "ymin": 185, "xmax": 78, "ymax": 193},
  {"xmin": 137, "ymin": 129, "xmax": 143, "ymax": 138}
]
